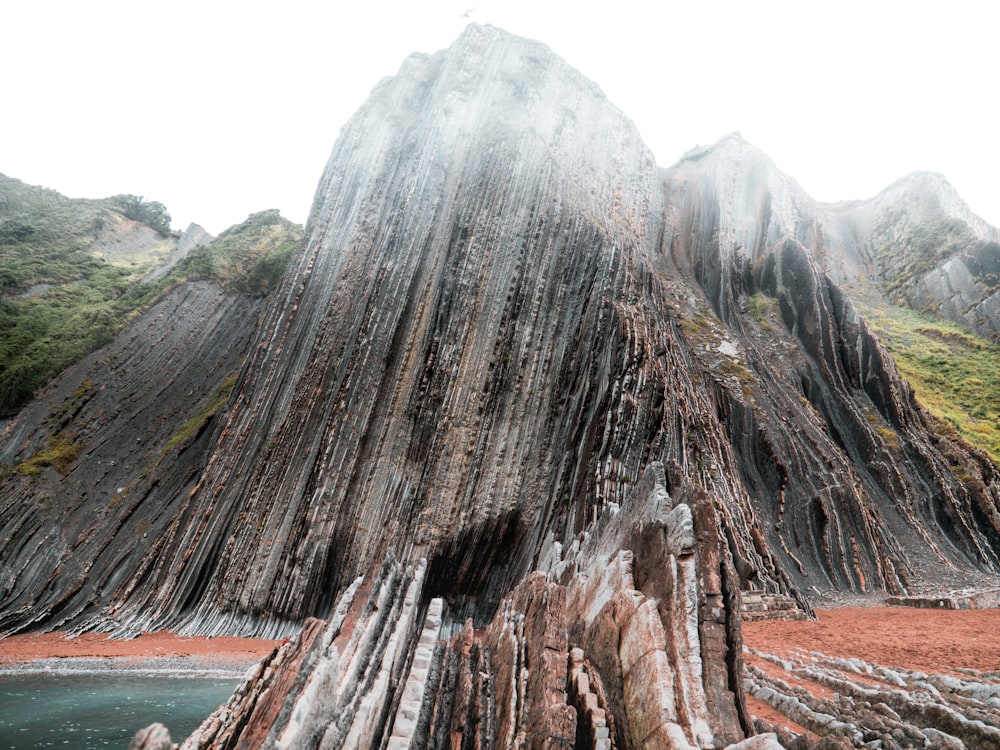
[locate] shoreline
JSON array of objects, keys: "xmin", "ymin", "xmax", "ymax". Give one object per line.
[
  {"xmin": 0, "ymin": 630, "xmax": 282, "ymax": 675},
  {"xmin": 0, "ymin": 657, "xmax": 257, "ymax": 678}
]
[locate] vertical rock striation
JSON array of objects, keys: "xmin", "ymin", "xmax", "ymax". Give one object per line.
[
  {"xmin": 3, "ymin": 21, "xmax": 1000, "ymax": 749},
  {"xmin": 181, "ymin": 465, "xmax": 754, "ymax": 749},
  {"xmin": 120, "ymin": 23, "xmax": 782, "ymax": 635},
  {"xmin": 0, "ymin": 280, "xmax": 262, "ymax": 633},
  {"xmin": 663, "ymin": 134, "xmax": 1000, "ymax": 594}
]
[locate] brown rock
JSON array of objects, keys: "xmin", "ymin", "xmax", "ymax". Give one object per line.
[{"xmin": 128, "ymin": 723, "xmax": 175, "ymax": 750}]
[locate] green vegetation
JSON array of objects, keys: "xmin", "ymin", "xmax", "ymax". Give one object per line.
[
  {"xmin": 182, "ymin": 210, "xmax": 299, "ymax": 296},
  {"xmin": 15, "ymin": 430, "xmax": 82, "ymax": 476},
  {"xmin": 864, "ymin": 409, "xmax": 900, "ymax": 450},
  {"xmin": 746, "ymin": 291, "xmax": 775, "ymax": 329},
  {"xmin": 876, "ymin": 216, "xmax": 975, "ymax": 295},
  {"xmin": 111, "ymin": 194, "xmax": 171, "ymax": 235},
  {"xmin": 165, "ymin": 371, "xmax": 239, "ymax": 452},
  {"xmin": 0, "ymin": 175, "xmax": 301, "ymax": 416},
  {"xmin": 862, "ymin": 303, "xmax": 1000, "ymax": 463}
]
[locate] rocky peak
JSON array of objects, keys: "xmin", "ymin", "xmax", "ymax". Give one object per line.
[
  {"xmin": 2, "ymin": 23, "xmax": 1000, "ymax": 749},
  {"xmin": 670, "ymin": 133, "xmax": 818, "ymax": 259},
  {"xmin": 872, "ymin": 170, "xmax": 994, "ymax": 236},
  {"xmin": 815, "ymin": 169, "xmax": 1000, "ymax": 340},
  {"xmin": 664, "ymin": 132, "xmax": 819, "ymax": 325}
]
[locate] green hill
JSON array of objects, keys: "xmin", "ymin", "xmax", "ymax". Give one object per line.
[
  {"xmin": 862, "ymin": 302, "xmax": 1000, "ymax": 464},
  {"xmin": 0, "ymin": 175, "xmax": 300, "ymax": 416}
]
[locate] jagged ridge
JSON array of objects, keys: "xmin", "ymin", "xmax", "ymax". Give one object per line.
[{"xmin": 3, "ymin": 22, "xmax": 1000, "ymax": 750}]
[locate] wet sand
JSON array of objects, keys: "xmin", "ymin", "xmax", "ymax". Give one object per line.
[
  {"xmin": 743, "ymin": 606, "xmax": 1000, "ymax": 673},
  {"xmin": 0, "ymin": 630, "xmax": 281, "ymax": 672}
]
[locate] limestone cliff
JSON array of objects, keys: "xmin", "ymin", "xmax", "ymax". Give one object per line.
[
  {"xmin": 662, "ymin": 134, "xmax": 1000, "ymax": 594},
  {"xmin": 3, "ymin": 22, "xmax": 1000, "ymax": 750},
  {"xmin": 830, "ymin": 171, "xmax": 1000, "ymax": 341},
  {"xmin": 0, "ymin": 280, "xmax": 263, "ymax": 632}
]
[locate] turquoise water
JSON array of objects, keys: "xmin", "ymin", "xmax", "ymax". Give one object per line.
[{"xmin": 0, "ymin": 673, "xmax": 239, "ymax": 749}]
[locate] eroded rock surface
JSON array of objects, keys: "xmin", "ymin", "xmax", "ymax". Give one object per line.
[
  {"xmin": 129, "ymin": 723, "xmax": 176, "ymax": 750},
  {"xmin": 746, "ymin": 649, "xmax": 1000, "ymax": 749},
  {"xmin": 0, "ymin": 280, "xmax": 263, "ymax": 633},
  {"xmin": 2, "ymin": 21, "xmax": 1000, "ymax": 750},
  {"xmin": 180, "ymin": 465, "xmax": 754, "ymax": 749}
]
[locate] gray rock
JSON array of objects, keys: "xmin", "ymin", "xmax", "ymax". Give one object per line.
[{"xmin": 128, "ymin": 722, "xmax": 174, "ymax": 750}]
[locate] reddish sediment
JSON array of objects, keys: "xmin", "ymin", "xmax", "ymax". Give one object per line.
[
  {"xmin": 0, "ymin": 630, "xmax": 280, "ymax": 666},
  {"xmin": 743, "ymin": 606, "xmax": 1000, "ymax": 674}
]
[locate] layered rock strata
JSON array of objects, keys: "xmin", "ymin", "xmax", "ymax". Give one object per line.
[
  {"xmin": 746, "ymin": 649, "xmax": 1000, "ymax": 749},
  {"xmin": 88, "ymin": 25, "xmax": 998, "ymax": 641},
  {"xmin": 2, "ymin": 21, "xmax": 1000, "ymax": 750},
  {"xmin": 175, "ymin": 465, "xmax": 759, "ymax": 749},
  {"xmin": 829, "ymin": 171, "xmax": 1000, "ymax": 342},
  {"xmin": 0, "ymin": 280, "xmax": 263, "ymax": 632},
  {"xmin": 664, "ymin": 134, "xmax": 1000, "ymax": 593}
]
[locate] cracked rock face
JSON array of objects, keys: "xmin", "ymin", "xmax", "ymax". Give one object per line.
[
  {"xmin": 3, "ymin": 22, "xmax": 1000, "ymax": 750},
  {"xmin": 180, "ymin": 465, "xmax": 752, "ymax": 750}
]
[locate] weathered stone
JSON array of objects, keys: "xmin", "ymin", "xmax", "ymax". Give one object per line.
[
  {"xmin": 747, "ymin": 648, "xmax": 1000, "ymax": 750},
  {"xmin": 128, "ymin": 723, "xmax": 174, "ymax": 750},
  {"xmin": 5, "ymin": 20, "xmax": 1000, "ymax": 750},
  {"xmin": 722, "ymin": 733, "xmax": 785, "ymax": 750}
]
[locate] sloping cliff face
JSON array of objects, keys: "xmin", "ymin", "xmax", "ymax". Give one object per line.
[
  {"xmin": 183, "ymin": 466, "xmax": 752, "ymax": 749},
  {"xmin": 118, "ymin": 23, "xmax": 785, "ymax": 635},
  {"xmin": 827, "ymin": 171, "xmax": 1000, "ymax": 341},
  {"xmin": 0, "ymin": 280, "xmax": 263, "ymax": 632},
  {"xmin": 662, "ymin": 135, "xmax": 1000, "ymax": 594},
  {"xmin": 5, "ymin": 22, "xmax": 1000, "ymax": 750},
  {"xmin": 0, "ymin": 210, "xmax": 301, "ymax": 633}
]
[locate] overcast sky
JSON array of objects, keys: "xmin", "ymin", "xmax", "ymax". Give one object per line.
[{"xmin": 2, "ymin": 1, "xmax": 996, "ymax": 235}]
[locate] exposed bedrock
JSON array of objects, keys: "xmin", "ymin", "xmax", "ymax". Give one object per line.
[
  {"xmin": 1, "ymin": 19, "xmax": 1000, "ymax": 750},
  {"xmin": 109, "ymin": 23, "xmax": 794, "ymax": 635},
  {"xmin": 664, "ymin": 136, "xmax": 1000, "ymax": 595},
  {"xmin": 179, "ymin": 465, "xmax": 762, "ymax": 749},
  {"xmin": 3, "ymin": 24, "xmax": 998, "ymax": 642},
  {"xmin": 0, "ymin": 280, "xmax": 263, "ymax": 633},
  {"xmin": 746, "ymin": 649, "xmax": 1000, "ymax": 749}
]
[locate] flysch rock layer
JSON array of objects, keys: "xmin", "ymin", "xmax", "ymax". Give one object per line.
[
  {"xmin": 87, "ymin": 24, "xmax": 997, "ymax": 641},
  {"xmin": 173, "ymin": 464, "xmax": 761, "ymax": 749},
  {"xmin": 108, "ymin": 22, "xmax": 795, "ymax": 636},
  {"xmin": 745, "ymin": 648, "xmax": 1000, "ymax": 749},
  {"xmin": 0, "ymin": 280, "xmax": 262, "ymax": 634},
  {"xmin": 4, "ymin": 22, "xmax": 1000, "ymax": 750},
  {"xmin": 664, "ymin": 134, "xmax": 1000, "ymax": 593}
]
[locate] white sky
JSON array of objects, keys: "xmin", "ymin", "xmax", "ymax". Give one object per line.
[{"xmin": 2, "ymin": 1, "xmax": 997, "ymax": 235}]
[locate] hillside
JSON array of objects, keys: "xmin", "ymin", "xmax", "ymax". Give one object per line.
[
  {"xmin": 0, "ymin": 174, "xmax": 300, "ymax": 416},
  {"xmin": 2, "ymin": 24, "xmax": 999, "ymax": 750}
]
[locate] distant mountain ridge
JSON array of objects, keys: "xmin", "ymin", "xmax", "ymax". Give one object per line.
[{"xmin": 2, "ymin": 24, "xmax": 999, "ymax": 749}]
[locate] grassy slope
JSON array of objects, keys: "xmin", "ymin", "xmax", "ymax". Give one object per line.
[
  {"xmin": 182, "ymin": 209, "xmax": 300, "ymax": 296},
  {"xmin": 861, "ymin": 302, "xmax": 1000, "ymax": 463},
  {"xmin": 0, "ymin": 175, "xmax": 300, "ymax": 416}
]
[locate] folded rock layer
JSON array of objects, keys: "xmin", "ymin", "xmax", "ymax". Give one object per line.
[{"xmin": 4, "ymin": 22, "xmax": 1000, "ymax": 749}]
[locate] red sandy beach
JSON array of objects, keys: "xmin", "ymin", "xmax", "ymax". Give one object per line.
[
  {"xmin": 743, "ymin": 606, "xmax": 1000, "ymax": 674},
  {"xmin": 742, "ymin": 606, "xmax": 1000, "ymax": 737},
  {"xmin": 0, "ymin": 630, "xmax": 281, "ymax": 667},
  {"xmin": 3, "ymin": 607, "xmax": 999, "ymax": 672}
]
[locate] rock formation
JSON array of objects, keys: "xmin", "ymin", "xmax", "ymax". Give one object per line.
[
  {"xmin": 3, "ymin": 22, "xmax": 1000, "ymax": 749},
  {"xmin": 745, "ymin": 648, "xmax": 1000, "ymax": 749},
  {"xmin": 176, "ymin": 466, "xmax": 757, "ymax": 749},
  {"xmin": 828, "ymin": 171, "xmax": 1000, "ymax": 341},
  {"xmin": 0, "ymin": 280, "xmax": 263, "ymax": 633},
  {"xmin": 129, "ymin": 722, "xmax": 176, "ymax": 750}
]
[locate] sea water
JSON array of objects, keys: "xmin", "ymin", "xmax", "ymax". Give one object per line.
[{"xmin": 0, "ymin": 672, "xmax": 239, "ymax": 749}]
